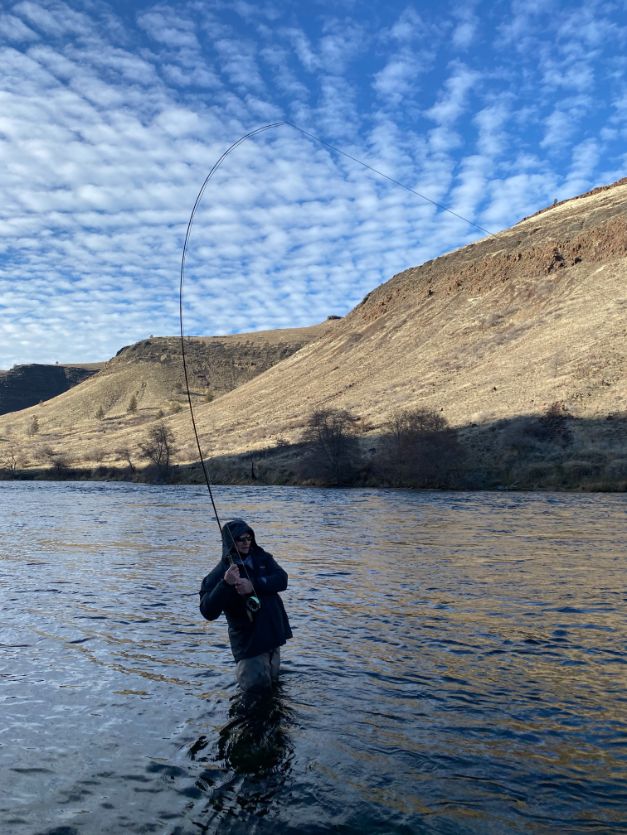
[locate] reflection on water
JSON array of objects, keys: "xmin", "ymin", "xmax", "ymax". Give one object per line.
[
  {"xmin": 0, "ymin": 482, "xmax": 626, "ymax": 834},
  {"xmin": 187, "ymin": 686, "xmax": 295, "ymax": 831},
  {"xmin": 190, "ymin": 685, "xmax": 294, "ymax": 777}
]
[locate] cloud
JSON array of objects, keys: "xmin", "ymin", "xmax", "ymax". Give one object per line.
[
  {"xmin": 451, "ymin": 3, "xmax": 478, "ymax": 49},
  {"xmin": 0, "ymin": 0, "xmax": 624, "ymax": 368},
  {"xmin": 318, "ymin": 22, "xmax": 365, "ymax": 75},
  {"xmin": 137, "ymin": 8, "xmax": 201, "ymax": 51},
  {"xmin": 0, "ymin": 12, "xmax": 39, "ymax": 41},
  {"xmin": 373, "ymin": 7, "xmax": 436, "ymax": 107},
  {"xmin": 13, "ymin": 0, "xmax": 93, "ymax": 38},
  {"xmin": 540, "ymin": 96, "xmax": 593, "ymax": 151},
  {"xmin": 387, "ymin": 7, "xmax": 425, "ymax": 43},
  {"xmin": 425, "ymin": 64, "xmax": 479, "ymax": 125},
  {"xmin": 481, "ymin": 172, "xmax": 557, "ymax": 228},
  {"xmin": 154, "ymin": 106, "xmax": 202, "ymax": 137},
  {"xmin": 373, "ymin": 53, "xmax": 422, "ymax": 107},
  {"xmin": 281, "ymin": 26, "xmax": 320, "ymax": 74},
  {"xmin": 214, "ymin": 37, "xmax": 266, "ymax": 92},
  {"xmin": 559, "ymin": 138, "xmax": 600, "ymax": 198},
  {"xmin": 542, "ymin": 59, "xmax": 595, "ymax": 93},
  {"xmin": 498, "ymin": 0, "xmax": 554, "ymax": 50},
  {"xmin": 474, "ymin": 103, "xmax": 510, "ymax": 157},
  {"xmin": 452, "ymin": 20, "xmax": 476, "ymax": 49}
]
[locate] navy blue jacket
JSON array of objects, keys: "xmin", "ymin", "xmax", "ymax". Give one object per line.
[{"xmin": 199, "ymin": 519, "xmax": 292, "ymax": 662}]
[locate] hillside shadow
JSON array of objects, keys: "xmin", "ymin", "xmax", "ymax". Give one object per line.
[
  {"xmin": 219, "ymin": 411, "xmax": 627, "ymax": 492},
  {"xmin": 1, "ymin": 413, "xmax": 625, "ymax": 492}
]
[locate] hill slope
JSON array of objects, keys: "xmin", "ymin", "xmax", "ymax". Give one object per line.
[
  {"xmin": 168, "ymin": 176, "xmax": 626, "ymax": 461},
  {"xmin": 0, "ymin": 322, "xmax": 338, "ymax": 468}
]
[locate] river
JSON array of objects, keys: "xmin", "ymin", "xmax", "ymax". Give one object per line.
[{"xmin": 1, "ymin": 482, "xmax": 625, "ymax": 834}]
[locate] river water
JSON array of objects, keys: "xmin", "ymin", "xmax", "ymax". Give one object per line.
[{"xmin": 1, "ymin": 482, "xmax": 625, "ymax": 834}]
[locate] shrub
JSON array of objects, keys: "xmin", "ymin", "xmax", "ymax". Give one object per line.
[
  {"xmin": 27, "ymin": 415, "xmax": 39, "ymax": 436},
  {"xmin": 376, "ymin": 408, "xmax": 461, "ymax": 487},
  {"xmin": 532, "ymin": 402, "xmax": 573, "ymax": 446},
  {"xmin": 299, "ymin": 408, "xmax": 362, "ymax": 485}
]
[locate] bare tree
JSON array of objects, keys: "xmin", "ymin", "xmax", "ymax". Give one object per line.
[
  {"xmin": 0, "ymin": 447, "xmax": 19, "ymax": 475},
  {"xmin": 300, "ymin": 408, "xmax": 362, "ymax": 485},
  {"xmin": 140, "ymin": 422, "xmax": 176, "ymax": 475},
  {"xmin": 117, "ymin": 445, "xmax": 136, "ymax": 474},
  {"xmin": 41, "ymin": 445, "xmax": 71, "ymax": 477}
]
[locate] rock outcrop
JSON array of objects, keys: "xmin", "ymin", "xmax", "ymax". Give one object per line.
[{"xmin": 0, "ymin": 364, "xmax": 102, "ymax": 416}]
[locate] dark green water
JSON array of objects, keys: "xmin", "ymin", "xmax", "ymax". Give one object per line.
[{"xmin": 1, "ymin": 482, "xmax": 625, "ymax": 834}]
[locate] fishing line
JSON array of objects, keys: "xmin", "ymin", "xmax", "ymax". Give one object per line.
[
  {"xmin": 179, "ymin": 120, "xmax": 498, "ymax": 570},
  {"xmin": 284, "ymin": 121, "xmax": 497, "ymax": 239}
]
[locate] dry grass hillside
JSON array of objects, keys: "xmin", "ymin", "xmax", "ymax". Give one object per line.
[
  {"xmin": 1, "ymin": 178, "xmax": 625, "ymax": 488},
  {"xmin": 0, "ymin": 323, "xmax": 338, "ymax": 469}
]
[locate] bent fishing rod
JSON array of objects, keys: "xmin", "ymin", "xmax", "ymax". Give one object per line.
[
  {"xmin": 179, "ymin": 121, "xmax": 498, "ymax": 615},
  {"xmin": 179, "ymin": 125, "xmax": 286, "ymax": 619}
]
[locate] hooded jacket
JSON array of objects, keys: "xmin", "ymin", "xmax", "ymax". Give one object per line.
[{"xmin": 199, "ymin": 519, "xmax": 292, "ymax": 662}]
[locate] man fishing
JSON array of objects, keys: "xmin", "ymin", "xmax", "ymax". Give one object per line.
[{"xmin": 199, "ymin": 518, "xmax": 292, "ymax": 694}]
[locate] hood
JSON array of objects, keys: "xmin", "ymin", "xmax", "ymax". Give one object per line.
[{"xmin": 221, "ymin": 518, "xmax": 256, "ymax": 559}]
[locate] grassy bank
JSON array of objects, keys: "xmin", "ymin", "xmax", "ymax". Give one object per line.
[{"xmin": 3, "ymin": 411, "xmax": 625, "ymax": 492}]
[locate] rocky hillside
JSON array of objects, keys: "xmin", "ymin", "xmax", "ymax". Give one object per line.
[
  {"xmin": 0, "ymin": 363, "xmax": 102, "ymax": 416},
  {"xmin": 107, "ymin": 323, "xmax": 337, "ymax": 411},
  {"xmin": 0, "ymin": 178, "xmax": 625, "ymax": 488}
]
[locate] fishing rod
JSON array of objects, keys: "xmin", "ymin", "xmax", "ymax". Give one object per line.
[
  {"xmin": 179, "ymin": 125, "xmax": 284, "ymax": 619},
  {"xmin": 179, "ymin": 121, "xmax": 498, "ymax": 614}
]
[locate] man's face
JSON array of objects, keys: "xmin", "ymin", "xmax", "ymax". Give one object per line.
[{"xmin": 234, "ymin": 533, "xmax": 252, "ymax": 557}]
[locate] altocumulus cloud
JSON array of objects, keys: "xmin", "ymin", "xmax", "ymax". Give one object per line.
[{"xmin": 0, "ymin": 0, "xmax": 625, "ymax": 367}]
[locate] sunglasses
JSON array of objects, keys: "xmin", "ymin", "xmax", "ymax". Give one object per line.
[{"xmin": 235, "ymin": 534, "xmax": 252, "ymax": 543}]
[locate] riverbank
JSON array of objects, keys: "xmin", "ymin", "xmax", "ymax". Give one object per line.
[{"xmin": 4, "ymin": 415, "xmax": 626, "ymax": 493}]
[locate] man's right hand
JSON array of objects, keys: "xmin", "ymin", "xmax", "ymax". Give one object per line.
[{"xmin": 224, "ymin": 565, "xmax": 240, "ymax": 586}]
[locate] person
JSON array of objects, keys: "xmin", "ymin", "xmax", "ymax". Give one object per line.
[{"xmin": 199, "ymin": 518, "xmax": 292, "ymax": 694}]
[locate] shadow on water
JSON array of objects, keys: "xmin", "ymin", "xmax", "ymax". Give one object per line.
[{"xmin": 184, "ymin": 684, "xmax": 295, "ymax": 832}]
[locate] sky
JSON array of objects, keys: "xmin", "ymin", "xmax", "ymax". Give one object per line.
[{"xmin": 0, "ymin": 0, "xmax": 625, "ymax": 368}]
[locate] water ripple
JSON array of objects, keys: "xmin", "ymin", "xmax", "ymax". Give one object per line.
[{"xmin": 0, "ymin": 482, "xmax": 625, "ymax": 834}]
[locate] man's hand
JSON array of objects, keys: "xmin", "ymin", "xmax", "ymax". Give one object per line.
[
  {"xmin": 224, "ymin": 565, "xmax": 240, "ymax": 586},
  {"xmin": 234, "ymin": 578, "xmax": 254, "ymax": 596}
]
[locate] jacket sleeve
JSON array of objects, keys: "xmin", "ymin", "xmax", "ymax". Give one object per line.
[
  {"xmin": 199, "ymin": 563, "xmax": 235, "ymax": 621},
  {"xmin": 256, "ymin": 552, "xmax": 288, "ymax": 595}
]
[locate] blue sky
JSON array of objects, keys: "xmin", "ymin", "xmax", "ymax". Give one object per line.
[{"xmin": 0, "ymin": 0, "xmax": 625, "ymax": 368}]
